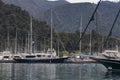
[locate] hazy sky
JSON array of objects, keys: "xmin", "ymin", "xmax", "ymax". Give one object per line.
[
  {"xmin": 48, "ymin": 0, "xmax": 119, "ymax": 3},
  {"xmin": 66, "ymin": 0, "xmax": 119, "ymax": 3},
  {"xmin": 66, "ymin": 0, "xmax": 99, "ymax": 3}
]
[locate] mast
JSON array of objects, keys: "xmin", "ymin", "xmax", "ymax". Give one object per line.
[
  {"xmin": 27, "ymin": 33, "xmax": 30, "ymax": 53},
  {"xmin": 14, "ymin": 28, "xmax": 17, "ymax": 54},
  {"xmin": 74, "ymin": 0, "xmax": 101, "ymax": 50},
  {"xmin": 43, "ymin": 38, "xmax": 46, "ymax": 53},
  {"xmin": 58, "ymin": 40, "xmax": 59, "ymax": 56},
  {"xmin": 25, "ymin": 34, "xmax": 28, "ymax": 53},
  {"xmin": 90, "ymin": 30, "xmax": 92, "ymax": 55},
  {"xmin": 79, "ymin": 14, "xmax": 82, "ymax": 53},
  {"xmin": 51, "ymin": 9, "xmax": 53, "ymax": 53},
  {"xmin": 103, "ymin": 9, "xmax": 120, "ymax": 47},
  {"xmin": 7, "ymin": 28, "xmax": 10, "ymax": 51},
  {"xmin": 30, "ymin": 16, "xmax": 33, "ymax": 54},
  {"xmin": 116, "ymin": 40, "xmax": 119, "ymax": 51}
]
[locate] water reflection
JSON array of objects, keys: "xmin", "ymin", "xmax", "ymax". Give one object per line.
[
  {"xmin": 0, "ymin": 63, "xmax": 13, "ymax": 80},
  {"xmin": 0, "ymin": 63, "xmax": 120, "ymax": 80},
  {"xmin": 104, "ymin": 71, "xmax": 120, "ymax": 80}
]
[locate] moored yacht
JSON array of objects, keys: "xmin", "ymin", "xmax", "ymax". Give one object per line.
[
  {"xmin": 13, "ymin": 16, "xmax": 69, "ymax": 63},
  {"xmin": 91, "ymin": 49, "xmax": 120, "ymax": 71},
  {"xmin": 101, "ymin": 50, "xmax": 120, "ymax": 59},
  {"xmin": 13, "ymin": 48, "xmax": 69, "ymax": 63},
  {"xmin": 2, "ymin": 50, "xmax": 12, "ymax": 60}
]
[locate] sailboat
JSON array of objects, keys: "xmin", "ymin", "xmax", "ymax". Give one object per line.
[
  {"xmin": 13, "ymin": 16, "xmax": 69, "ymax": 63},
  {"xmin": 1, "ymin": 28, "xmax": 12, "ymax": 61},
  {"xmin": 91, "ymin": 9, "xmax": 120, "ymax": 71}
]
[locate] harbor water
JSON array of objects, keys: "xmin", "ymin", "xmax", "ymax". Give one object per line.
[{"xmin": 0, "ymin": 63, "xmax": 120, "ymax": 80}]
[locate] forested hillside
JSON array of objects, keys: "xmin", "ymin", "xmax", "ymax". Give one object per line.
[
  {"xmin": 2, "ymin": 0, "xmax": 120, "ymax": 37},
  {"xmin": 0, "ymin": 0, "xmax": 52, "ymax": 52},
  {"xmin": 0, "ymin": 0, "xmax": 119, "ymax": 54}
]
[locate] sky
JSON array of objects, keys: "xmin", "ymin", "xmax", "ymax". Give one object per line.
[
  {"xmin": 48, "ymin": 0, "xmax": 119, "ymax": 3},
  {"xmin": 66, "ymin": 0, "xmax": 99, "ymax": 3},
  {"xmin": 66, "ymin": 0, "xmax": 120, "ymax": 3},
  {"xmin": 66, "ymin": 0, "xmax": 119, "ymax": 3}
]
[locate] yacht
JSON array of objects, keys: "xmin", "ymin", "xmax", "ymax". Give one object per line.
[
  {"xmin": 13, "ymin": 16, "xmax": 69, "ymax": 63},
  {"xmin": 91, "ymin": 49, "xmax": 120, "ymax": 71},
  {"xmin": 13, "ymin": 49, "xmax": 69, "ymax": 63},
  {"xmin": 101, "ymin": 50, "xmax": 120, "ymax": 59}
]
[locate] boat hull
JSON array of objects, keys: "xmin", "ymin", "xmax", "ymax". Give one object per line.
[
  {"xmin": 92, "ymin": 57, "xmax": 120, "ymax": 71},
  {"xmin": 14, "ymin": 57, "xmax": 69, "ymax": 63}
]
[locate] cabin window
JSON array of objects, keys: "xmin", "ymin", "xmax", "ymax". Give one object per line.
[
  {"xmin": 42, "ymin": 55, "xmax": 45, "ymax": 57},
  {"xmin": 26, "ymin": 55, "xmax": 36, "ymax": 58},
  {"xmin": 14, "ymin": 56, "xmax": 20, "ymax": 58},
  {"xmin": 37, "ymin": 55, "xmax": 41, "ymax": 57},
  {"xmin": 48, "ymin": 55, "xmax": 51, "ymax": 57},
  {"xmin": 4, "ymin": 56, "xmax": 9, "ymax": 58}
]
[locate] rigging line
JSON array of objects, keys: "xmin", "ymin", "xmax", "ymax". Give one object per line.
[
  {"xmin": 103, "ymin": 9, "xmax": 120, "ymax": 47},
  {"xmin": 74, "ymin": 0, "xmax": 102, "ymax": 50},
  {"xmin": 54, "ymin": 12, "xmax": 73, "ymax": 51},
  {"xmin": 54, "ymin": 11, "xmax": 75, "ymax": 51},
  {"xmin": 53, "ymin": 10, "xmax": 74, "ymax": 32},
  {"xmin": 51, "ymin": 9, "xmax": 67, "ymax": 51},
  {"xmin": 53, "ymin": 11, "xmax": 67, "ymax": 51},
  {"xmin": 56, "ymin": 32, "xmax": 66, "ymax": 51},
  {"xmin": 54, "ymin": 10, "xmax": 76, "ymax": 51},
  {"xmin": 53, "ymin": 10, "xmax": 65, "ymax": 30}
]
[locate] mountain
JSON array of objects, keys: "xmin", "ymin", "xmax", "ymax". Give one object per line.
[
  {"xmin": 37, "ymin": 1, "xmax": 120, "ymax": 37},
  {"xmin": 1, "ymin": 0, "xmax": 120, "ymax": 51},
  {"xmin": 2, "ymin": 0, "xmax": 69, "ymax": 16},
  {"xmin": 37, "ymin": 3, "xmax": 95, "ymax": 32},
  {"xmin": 2, "ymin": 0, "xmax": 120, "ymax": 37}
]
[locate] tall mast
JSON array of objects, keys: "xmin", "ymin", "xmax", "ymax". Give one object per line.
[
  {"xmin": 74, "ymin": 0, "xmax": 101, "ymax": 50},
  {"xmin": 90, "ymin": 30, "xmax": 92, "ymax": 55},
  {"xmin": 7, "ymin": 28, "xmax": 10, "ymax": 51},
  {"xmin": 51, "ymin": 9, "xmax": 53, "ymax": 52},
  {"xmin": 58, "ymin": 40, "xmax": 59, "ymax": 56},
  {"xmin": 30, "ymin": 16, "xmax": 33, "ymax": 54},
  {"xmin": 14, "ymin": 28, "xmax": 17, "ymax": 54},
  {"xmin": 25, "ymin": 34, "xmax": 28, "ymax": 53},
  {"xmin": 27, "ymin": 33, "xmax": 30, "ymax": 53},
  {"xmin": 43, "ymin": 38, "xmax": 46, "ymax": 53},
  {"xmin": 79, "ymin": 14, "xmax": 82, "ymax": 53}
]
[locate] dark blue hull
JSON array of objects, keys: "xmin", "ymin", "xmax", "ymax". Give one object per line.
[
  {"xmin": 92, "ymin": 57, "xmax": 120, "ymax": 71},
  {"xmin": 14, "ymin": 57, "xmax": 69, "ymax": 63}
]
